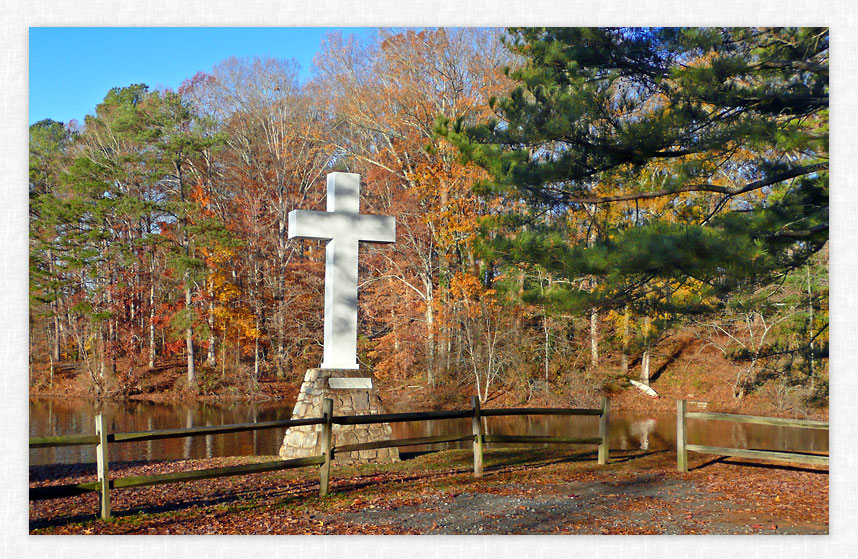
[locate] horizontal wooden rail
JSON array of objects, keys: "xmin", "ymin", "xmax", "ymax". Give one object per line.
[
  {"xmin": 685, "ymin": 444, "xmax": 829, "ymax": 466},
  {"xmin": 29, "ymin": 434, "xmax": 100, "ymax": 448},
  {"xmin": 677, "ymin": 399, "xmax": 829, "ymax": 472},
  {"xmin": 333, "ymin": 406, "xmax": 602, "ymax": 426},
  {"xmin": 110, "ymin": 417, "xmax": 325, "ymax": 443},
  {"xmin": 29, "ymin": 418, "xmax": 326, "ymax": 448},
  {"xmin": 685, "ymin": 411, "xmax": 828, "ymax": 430},
  {"xmin": 482, "ymin": 407, "xmax": 601, "ymax": 417},
  {"xmin": 483, "ymin": 435, "xmax": 603, "ymax": 445},
  {"xmin": 335, "ymin": 434, "xmax": 474, "ymax": 454},
  {"xmin": 31, "ymin": 407, "xmax": 605, "ymax": 448},
  {"xmin": 29, "ymin": 456, "xmax": 325, "ymax": 501},
  {"xmin": 30, "ymin": 481, "xmax": 101, "ymax": 501},
  {"xmin": 334, "ymin": 409, "xmax": 473, "ymax": 425},
  {"xmin": 111, "ymin": 455, "xmax": 326, "ymax": 489}
]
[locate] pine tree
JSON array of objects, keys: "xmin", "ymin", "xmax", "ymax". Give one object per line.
[
  {"xmin": 440, "ymin": 27, "xmax": 828, "ymax": 317},
  {"xmin": 29, "ymin": 119, "xmax": 76, "ymax": 365}
]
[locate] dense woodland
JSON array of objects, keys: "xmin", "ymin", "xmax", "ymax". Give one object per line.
[{"xmin": 29, "ymin": 27, "xmax": 828, "ymax": 410}]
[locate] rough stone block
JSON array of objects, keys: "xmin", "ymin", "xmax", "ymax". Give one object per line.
[
  {"xmin": 353, "ymin": 392, "xmax": 370, "ymax": 411},
  {"xmin": 287, "ymin": 431, "xmax": 303, "ymax": 447},
  {"xmin": 340, "ymin": 431, "xmax": 359, "ymax": 445}
]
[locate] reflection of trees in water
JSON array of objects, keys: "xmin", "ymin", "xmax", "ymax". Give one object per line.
[
  {"xmin": 252, "ymin": 407, "xmax": 258, "ymax": 456},
  {"xmin": 29, "ymin": 399, "xmax": 829, "ymax": 465},
  {"xmin": 29, "ymin": 398, "xmax": 292, "ymax": 465},
  {"xmin": 730, "ymin": 421, "xmax": 748, "ymax": 451},
  {"xmin": 146, "ymin": 416, "xmax": 154, "ymax": 461},
  {"xmin": 206, "ymin": 420, "xmax": 214, "ymax": 459},
  {"xmin": 184, "ymin": 408, "xmax": 193, "ymax": 460}
]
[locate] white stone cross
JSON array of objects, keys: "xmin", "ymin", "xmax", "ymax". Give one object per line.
[{"xmin": 288, "ymin": 172, "xmax": 395, "ymax": 369}]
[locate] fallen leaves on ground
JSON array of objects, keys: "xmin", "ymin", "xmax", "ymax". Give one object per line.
[{"xmin": 30, "ymin": 448, "xmax": 827, "ymax": 535}]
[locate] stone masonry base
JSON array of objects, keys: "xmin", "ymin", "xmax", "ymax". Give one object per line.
[{"xmin": 279, "ymin": 368, "xmax": 400, "ymax": 465}]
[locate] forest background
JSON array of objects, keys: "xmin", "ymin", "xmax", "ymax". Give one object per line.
[{"xmin": 28, "ymin": 27, "xmax": 829, "ymax": 415}]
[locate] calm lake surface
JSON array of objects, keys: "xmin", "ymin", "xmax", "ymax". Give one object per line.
[{"xmin": 29, "ymin": 397, "xmax": 828, "ymax": 466}]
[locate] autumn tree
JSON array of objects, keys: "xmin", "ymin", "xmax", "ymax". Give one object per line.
[
  {"xmin": 314, "ymin": 28, "xmax": 516, "ymax": 387},
  {"xmin": 184, "ymin": 58, "xmax": 334, "ymax": 377}
]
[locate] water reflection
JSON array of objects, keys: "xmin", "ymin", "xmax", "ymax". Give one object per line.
[
  {"xmin": 28, "ymin": 397, "xmax": 292, "ymax": 466},
  {"xmin": 29, "ymin": 397, "xmax": 828, "ymax": 466},
  {"xmin": 629, "ymin": 419, "xmax": 657, "ymax": 450}
]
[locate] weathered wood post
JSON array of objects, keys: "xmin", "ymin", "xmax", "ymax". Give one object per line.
[
  {"xmin": 472, "ymin": 396, "xmax": 484, "ymax": 477},
  {"xmin": 677, "ymin": 399, "xmax": 688, "ymax": 472},
  {"xmin": 319, "ymin": 398, "xmax": 334, "ymax": 496},
  {"xmin": 95, "ymin": 413, "xmax": 111, "ymax": 519},
  {"xmin": 598, "ymin": 396, "xmax": 610, "ymax": 465}
]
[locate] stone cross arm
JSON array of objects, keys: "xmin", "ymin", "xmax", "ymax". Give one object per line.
[{"xmin": 287, "ymin": 211, "xmax": 395, "ymax": 244}]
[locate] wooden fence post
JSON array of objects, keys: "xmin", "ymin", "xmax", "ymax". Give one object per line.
[
  {"xmin": 95, "ymin": 413, "xmax": 111, "ymax": 520},
  {"xmin": 677, "ymin": 399, "xmax": 688, "ymax": 472},
  {"xmin": 472, "ymin": 396, "xmax": 483, "ymax": 477},
  {"xmin": 598, "ymin": 396, "xmax": 610, "ymax": 465},
  {"xmin": 319, "ymin": 398, "xmax": 334, "ymax": 497}
]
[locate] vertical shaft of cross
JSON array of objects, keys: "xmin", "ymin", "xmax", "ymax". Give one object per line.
[{"xmin": 323, "ymin": 238, "xmax": 360, "ymax": 369}]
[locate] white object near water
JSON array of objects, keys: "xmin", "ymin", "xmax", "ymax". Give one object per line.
[
  {"xmin": 329, "ymin": 377, "xmax": 373, "ymax": 390},
  {"xmin": 288, "ymin": 172, "xmax": 395, "ymax": 369},
  {"xmin": 629, "ymin": 379, "xmax": 659, "ymax": 398}
]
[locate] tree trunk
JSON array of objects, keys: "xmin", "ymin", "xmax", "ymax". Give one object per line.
[
  {"xmin": 254, "ymin": 320, "xmax": 260, "ymax": 381},
  {"xmin": 206, "ymin": 297, "xmax": 216, "ymax": 368},
  {"xmin": 178, "ymin": 159, "xmax": 196, "ymax": 390},
  {"xmin": 52, "ymin": 310, "xmax": 61, "ymax": 364},
  {"xmin": 621, "ymin": 307, "xmax": 630, "ymax": 374},
  {"xmin": 148, "ymin": 220, "xmax": 157, "ymax": 369},
  {"xmin": 807, "ymin": 263, "xmax": 815, "ymax": 389},
  {"xmin": 185, "ymin": 281, "xmax": 196, "ymax": 388},
  {"xmin": 105, "ymin": 266, "xmax": 116, "ymax": 379},
  {"xmin": 276, "ymin": 206, "xmax": 287, "ymax": 379},
  {"xmin": 97, "ymin": 322, "xmax": 106, "ymax": 385},
  {"xmin": 148, "ymin": 275, "xmax": 156, "ymax": 368},
  {"xmin": 640, "ymin": 317, "xmax": 651, "ymax": 385},
  {"xmin": 392, "ymin": 308, "xmax": 400, "ymax": 352},
  {"xmin": 47, "ymin": 250, "xmax": 61, "ymax": 362},
  {"xmin": 543, "ymin": 312, "xmax": 550, "ymax": 384},
  {"xmin": 586, "ymin": 213, "xmax": 599, "ymax": 368},
  {"xmin": 640, "ymin": 350, "xmax": 650, "ymax": 385},
  {"xmin": 590, "ymin": 309, "xmax": 599, "ymax": 367},
  {"xmin": 425, "ymin": 300, "xmax": 436, "ymax": 388}
]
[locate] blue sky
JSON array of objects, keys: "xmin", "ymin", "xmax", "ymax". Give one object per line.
[{"xmin": 29, "ymin": 27, "xmax": 376, "ymax": 126}]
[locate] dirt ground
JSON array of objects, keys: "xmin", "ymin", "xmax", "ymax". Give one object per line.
[{"xmin": 29, "ymin": 447, "xmax": 828, "ymax": 535}]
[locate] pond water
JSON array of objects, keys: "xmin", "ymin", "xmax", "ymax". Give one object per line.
[{"xmin": 29, "ymin": 397, "xmax": 829, "ymax": 466}]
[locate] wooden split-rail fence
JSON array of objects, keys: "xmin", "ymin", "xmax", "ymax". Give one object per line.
[
  {"xmin": 676, "ymin": 399, "xmax": 829, "ymax": 472},
  {"xmin": 30, "ymin": 396, "xmax": 610, "ymax": 520}
]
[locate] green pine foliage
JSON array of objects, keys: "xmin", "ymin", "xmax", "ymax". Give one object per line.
[
  {"xmin": 29, "ymin": 84, "xmax": 234, "ymax": 387},
  {"xmin": 440, "ymin": 27, "xmax": 828, "ymax": 317}
]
